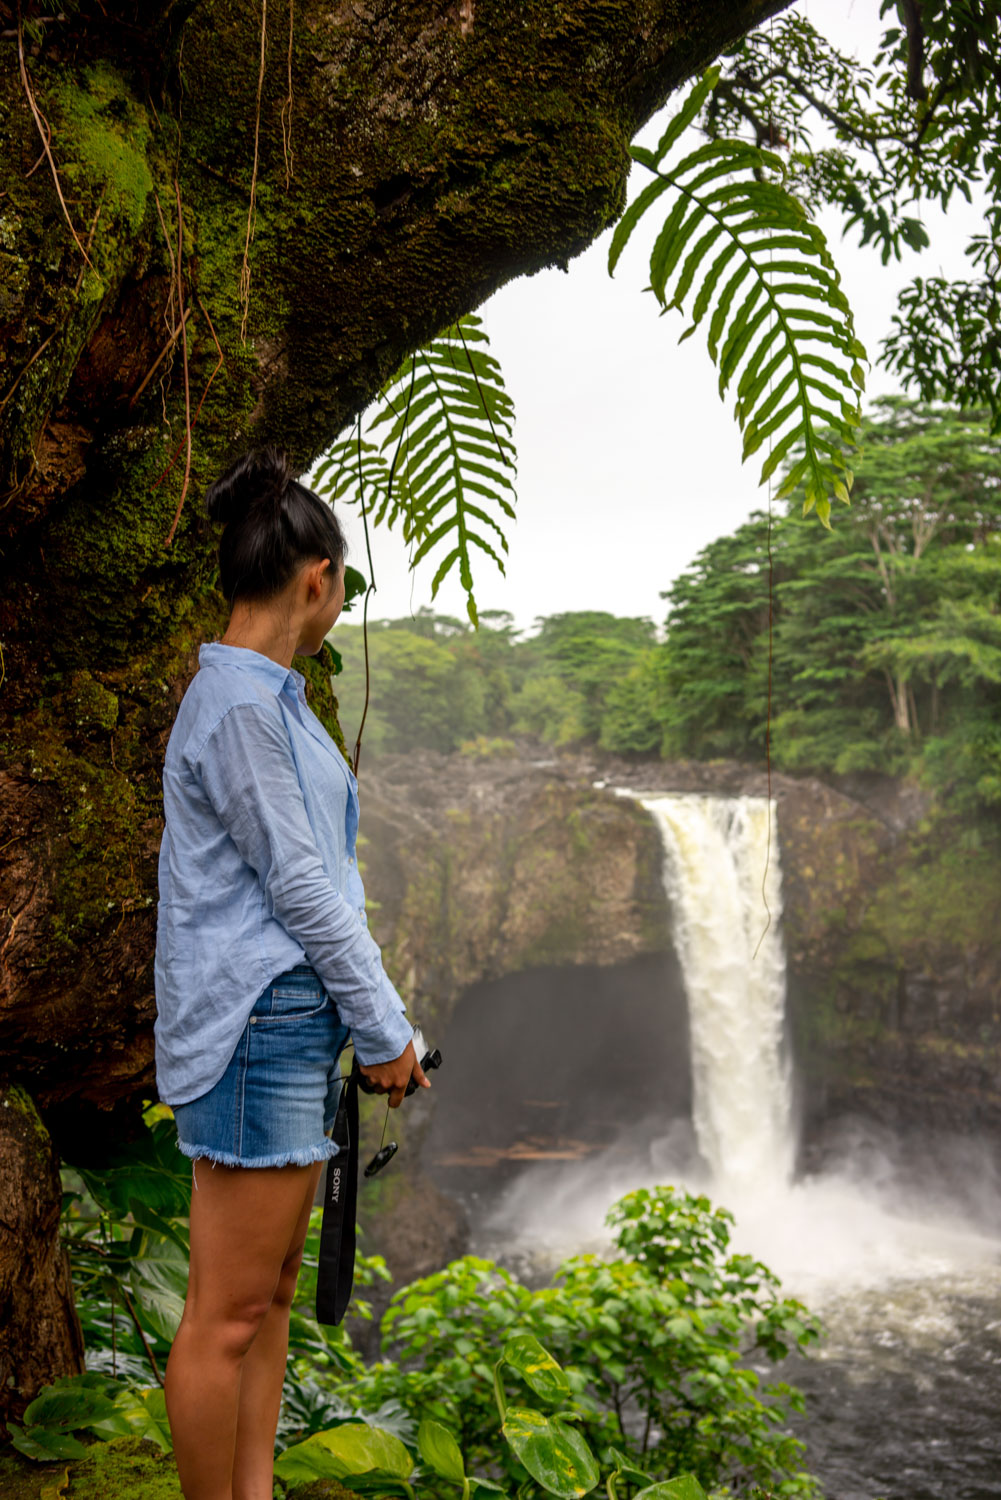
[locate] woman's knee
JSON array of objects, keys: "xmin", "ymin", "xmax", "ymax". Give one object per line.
[
  {"xmin": 182, "ymin": 1288, "xmax": 275, "ymax": 1361},
  {"xmin": 270, "ymin": 1246, "xmax": 306, "ymax": 1311}
]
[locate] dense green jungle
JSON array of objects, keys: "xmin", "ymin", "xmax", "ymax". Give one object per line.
[{"xmin": 336, "ymin": 400, "xmax": 1001, "ymax": 813}]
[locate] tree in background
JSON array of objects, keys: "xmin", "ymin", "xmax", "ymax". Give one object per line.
[
  {"xmin": 332, "ymin": 402, "xmax": 1001, "ymax": 817},
  {"xmin": 654, "ymin": 401, "xmax": 1001, "ymax": 796}
]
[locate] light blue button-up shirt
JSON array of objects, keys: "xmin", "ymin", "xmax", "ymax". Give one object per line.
[{"xmin": 154, "ymin": 642, "xmax": 412, "ymax": 1106}]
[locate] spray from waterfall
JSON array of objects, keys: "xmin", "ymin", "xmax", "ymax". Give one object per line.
[{"xmin": 638, "ymin": 793, "xmax": 793, "ymax": 1190}]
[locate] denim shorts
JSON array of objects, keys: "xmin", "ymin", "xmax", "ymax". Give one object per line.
[{"xmin": 172, "ymin": 965, "xmax": 350, "ymax": 1169}]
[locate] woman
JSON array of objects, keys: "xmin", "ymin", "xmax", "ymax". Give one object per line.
[{"xmin": 154, "ymin": 448, "xmax": 427, "ymax": 1500}]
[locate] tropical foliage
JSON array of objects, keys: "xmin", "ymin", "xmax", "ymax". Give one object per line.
[
  {"xmin": 345, "ymin": 1187, "xmax": 820, "ymax": 1498},
  {"xmin": 15, "ymin": 1120, "xmax": 821, "ymax": 1499},
  {"xmin": 610, "ymin": 66, "xmax": 863, "ymax": 524},
  {"xmin": 311, "ymin": 5, "xmax": 1001, "ymax": 609},
  {"xmin": 313, "ymin": 315, "xmax": 517, "ymax": 626},
  {"xmin": 330, "ymin": 401, "xmax": 1001, "ymax": 817},
  {"xmin": 708, "ymin": 6, "xmax": 1001, "ymax": 427}
]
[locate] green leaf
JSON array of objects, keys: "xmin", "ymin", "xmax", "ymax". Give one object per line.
[
  {"xmin": 23, "ymin": 1386, "xmax": 119, "ymax": 1429},
  {"xmin": 341, "ymin": 564, "xmax": 368, "ymax": 612},
  {"xmin": 502, "ymin": 1335, "xmax": 571, "ymax": 1403},
  {"xmin": 7, "ymin": 1422, "xmax": 89, "ymax": 1463},
  {"xmin": 620, "ymin": 68, "xmax": 863, "ymax": 519},
  {"xmin": 127, "ymin": 1197, "xmax": 189, "ymax": 1255},
  {"xmin": 325, "ymin": 1423, "xmax": 414, "ymax": 1478},
  {"xmin": 649, "ymin": 66, "xmax": 720, "ymax": 162},
  {"xmin": 501, "ymin": 1408, "xmax": 599, "ymax": 1499},
  {"xmin": 275, "ymin": 1424, "xmax": 414, "ymax": 1486},
  {"xmin": 128, "ymin": 1235, "xmax": 188, "ymax": 1344},
  {"xmin": 314, "ymin": 314, "xmax": 515, "ymax": 627},
  {"xmin": 418, "ymin": 1418, "xmax": 466, "ymax": 1482},
  {"xmin": 633, "ymin": 1477, "xmax": 708, "ymax": 1500}
]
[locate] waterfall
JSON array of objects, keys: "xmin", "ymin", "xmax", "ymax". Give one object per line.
[{"xmin": 639, "ymin": 793, "xmax": 794, "ymax": 1190}]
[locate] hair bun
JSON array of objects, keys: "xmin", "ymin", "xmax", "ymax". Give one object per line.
[{"xmin": 205, "ymin": 446, "xmax": 294, "ymax": 525}]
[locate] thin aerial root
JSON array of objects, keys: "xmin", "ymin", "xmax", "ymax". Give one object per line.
[
  {"xmin": 164, "ymin": 178, "xmax": 193, "ymax": 547},
  {"xmin": 240, "ymin": 0, "xmax": 268, "ymax": 341},
  {"xmin": 127, "ymin": 306, "xmax": 192, "ymax": 409},
  {"xmin": 16, "ymin": 3, "xmax": 92, "ymax": 265},
  {"xmin": 73, "ymin": 189, "xmax": 106, "ymax": 291},
  {"xmin": 281, "ymin": 0, "xmax": 294, "ymax": 187},
  {"xmin": 190, "ymin": 292, "xmax": 226, "ymax": 423},
  {"xmin": 151, "ymin": 296, "xmax": 224, "ymax": 491},
  {"xmin": 0, "ymin": 331, "xmax": 56, "ymax": 418}
]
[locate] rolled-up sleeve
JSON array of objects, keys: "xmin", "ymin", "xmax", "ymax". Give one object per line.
[{"xmin": 192, "ymin": 702, "xmax": 413, "ymax": 1065}]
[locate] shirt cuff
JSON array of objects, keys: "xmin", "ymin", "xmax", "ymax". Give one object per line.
[{"xmin": 349, "ymin": 973, "xmax": 414, "ymax": 1065}]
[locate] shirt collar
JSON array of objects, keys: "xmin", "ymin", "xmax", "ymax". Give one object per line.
[{"xmin": 199, "ymin": 642, "xmax": 306, "ymax": 697}]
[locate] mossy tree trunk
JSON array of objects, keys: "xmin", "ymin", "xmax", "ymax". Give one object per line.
[
  {"xmin": 0, "ymin": 0, "xmax": 789, "ymax": 1408},
  {"xmin": 0, "ymin": 1085, "xmax": 84, "ymax": 1414}
]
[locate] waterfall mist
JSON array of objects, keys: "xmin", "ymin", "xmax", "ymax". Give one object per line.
[{"xmin": 429, "ymin": 789, "xmax": 1001, "ymax": 1300}]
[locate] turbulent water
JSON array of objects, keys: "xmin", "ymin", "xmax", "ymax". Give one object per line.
[{"xmin": 463, "ymin": 790, "xmax": 1001, "ymax": 1499}]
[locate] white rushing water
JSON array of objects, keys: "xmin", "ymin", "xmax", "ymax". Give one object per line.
[
  {"xmin": 637, "ymin": 792, "xmax": 793, "ymax": 1189},
  {"xmin": 477, "ymin": 788, "xmax": 1001, "ymax": 1303},
  {"xmin": 465, "ymin": 788, "xmax": 1001, "ymax": 1496}
]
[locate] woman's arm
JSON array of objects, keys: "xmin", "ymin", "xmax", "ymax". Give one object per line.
[{"xmin": 191, "ymin": 701, "xmax": 414, "ymax": 1065}]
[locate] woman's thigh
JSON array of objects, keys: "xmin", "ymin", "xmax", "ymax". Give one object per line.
[
  {"xmin": 184, "ymin": 1161, "xmax": 322, "ymax": 1327},
  {"xmin": 174, "ymin": 966, "xmax": 351, "ymax": 1169}
]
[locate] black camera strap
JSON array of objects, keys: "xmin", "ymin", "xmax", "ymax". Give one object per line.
[{"xmin": 315, "ymin": 1072, "xmax": 358, "ymax": 1326}]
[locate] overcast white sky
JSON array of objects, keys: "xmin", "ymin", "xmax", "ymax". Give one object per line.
[{"xmin": 334, "ymin": 1, "xmax": 987, "ymax": 636}]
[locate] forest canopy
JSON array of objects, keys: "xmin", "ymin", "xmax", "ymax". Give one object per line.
[{"xmin": 332, "ymin": 401, "xmax": 1001, "ymax": 815}]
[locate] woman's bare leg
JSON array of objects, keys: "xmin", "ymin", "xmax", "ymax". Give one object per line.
[
  {"xmin": 231, "ymin": 1162, "xmax": 322, "ymax": 1500},
  {"xmin": 165, "ymin": 1161, "xmax": 320, "ymax": 1500}
]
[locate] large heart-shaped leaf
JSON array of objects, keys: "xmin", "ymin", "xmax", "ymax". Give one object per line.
[
  {"xmin": 634, "ymin": 1477, "xmax": 707, "ymax": 1500},
  {"xmin": 502, "ymin": 1335, "xmax": 571, "ymax": 1404},
  {"xmin": 275, "ymin": 1423, "xmax": 414, "ymax": 1485},
  {"xmin": 418, "ymin": 1418, "xmax": 465, "ymax": 1482},
  {"xmin": 128, "ymin": 1236, "xmax": 188, "ymax": 1344},
  {"xmin": 6, "ymin": 1422, "xmax": 89, "ymax": 1462},
  {"xmin": 22, "ymin": 1385, "xmax": 120, "ymax": 1430},
  {"xmin": 502, "ymin": 1408, "xmax": 599, "ymax": 1499}
]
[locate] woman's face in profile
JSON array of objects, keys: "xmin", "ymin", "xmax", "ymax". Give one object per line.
[{"xmin": 299, "ymin": 558, "xmax": 346, "ymax": 655}]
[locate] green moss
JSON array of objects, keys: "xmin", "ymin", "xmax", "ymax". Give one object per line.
[
  {"xmin": 65, "ymin": 673, "xmax": 119, "ymax": 734},
  {"xmin": 0, "ymin": 1440, "xmax": 178, "ymax": 1499},
  {"xmin": 1, "ymin": 1085, "xmax": 53, "ymax": 1156},
  {"xmin": 0, "ymin": 1438, "xmax": 364, "ymax": 1498},
  {"xmin": 52, "ymin": 65, "xmax": 154, "ymax": 236}
]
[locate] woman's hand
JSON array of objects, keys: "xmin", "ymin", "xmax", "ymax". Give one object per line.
[{"xmin": 358, "ymin": 1039, "xmax": 429, "ymax": 1109}]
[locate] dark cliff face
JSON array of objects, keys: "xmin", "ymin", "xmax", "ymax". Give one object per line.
[{"xmin": 359, "ymin": 748, "xmax": 1001, "ymax": 1157}]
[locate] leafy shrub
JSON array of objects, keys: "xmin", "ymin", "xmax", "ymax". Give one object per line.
[{"xmin": 342, "ymin": 1187, "xmax": 821, "ymax": 1498}]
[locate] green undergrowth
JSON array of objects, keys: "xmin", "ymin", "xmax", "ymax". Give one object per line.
[
  {"xmin": 13, "ymin": 1115, "xmax": 823, "ymax": 1500},
  {"xmin": 0, "ymin": 1437, "xmax": 364, "ymax": 1499}
]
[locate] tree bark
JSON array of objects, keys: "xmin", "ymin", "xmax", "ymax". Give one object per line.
[
  {"xmin": 1, "ymin": 0, "xmax": 790, "ymax": 1387},
  {"xmin": 0, "ymin": 1084, "xmax": 85, "ymax": 1418}
]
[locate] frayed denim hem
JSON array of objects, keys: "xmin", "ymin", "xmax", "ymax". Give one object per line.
[{"xmin": 176, "ymin": 1138, "xmax": 340, "ymax": 1170}]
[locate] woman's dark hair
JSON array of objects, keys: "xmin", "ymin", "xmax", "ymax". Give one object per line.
[{"xmin": 205, "ymin": 446, "xmax": 346, "ymax": 604}]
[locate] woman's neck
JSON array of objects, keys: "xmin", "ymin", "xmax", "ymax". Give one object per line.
[{"xmin": 221, "ymin": 601, "xmax": 297, "ymax": 668}]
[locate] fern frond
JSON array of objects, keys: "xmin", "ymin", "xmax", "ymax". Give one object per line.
[
  {"xmin": 313, "ymin": 315, "xmax": 515, "ymax": 625},
  {"xmin": 611, "ymin": 66, "xmax": 865, "ymax": 524}
]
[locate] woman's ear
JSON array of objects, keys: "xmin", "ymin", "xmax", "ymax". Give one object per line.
[{"xmin": 305, "ymin": 557, "xmax": 331, "ymax": 599}]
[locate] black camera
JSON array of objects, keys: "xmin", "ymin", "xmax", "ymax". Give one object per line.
[{"xmin": 352, "ymin": 1025, "xmax": 442, "ymax": 1176}]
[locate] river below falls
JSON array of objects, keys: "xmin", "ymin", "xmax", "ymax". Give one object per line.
[
  {"xmin": 446, "ymin": 1145, "xmax": 1001, "ymax": 1500},
  {"xmin": 423, "ymin": 788, "xmax": 1001, "ymax": 1496}
]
